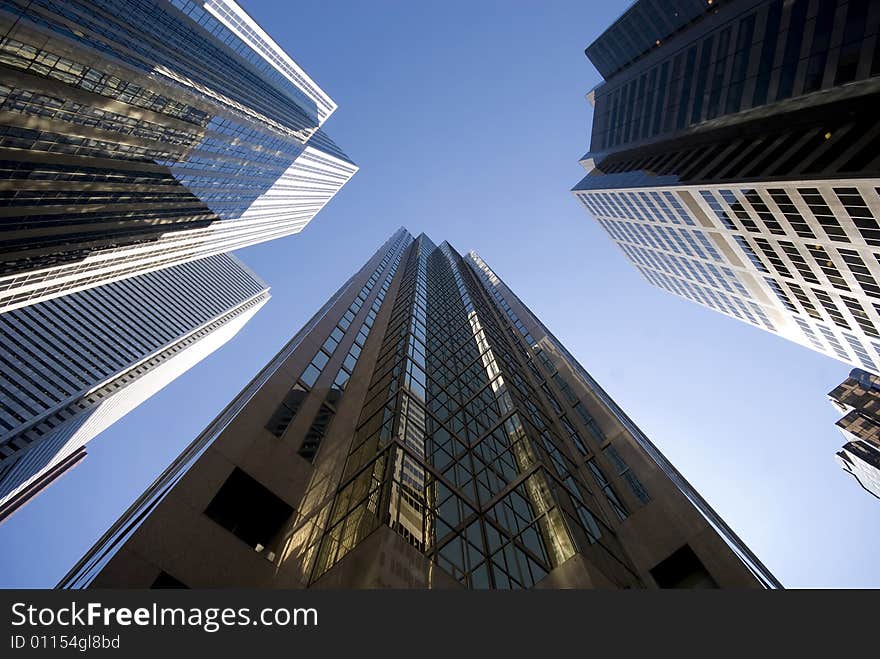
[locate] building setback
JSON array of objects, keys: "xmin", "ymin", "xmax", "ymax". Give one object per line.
[
  {"xmin": 828, "ymin": 368, "xmax": 880, "ymax": 500},
  {"xmin": 573, "ymin": 0, "xmax": 880, "ymax": 373},
  {"xmin": 60, "ymin": 228, "xmax": 778, "ymax": 589},
  {"xmin": 0, "ymin": 252, "xmax": 269, "ymax": 522},
  {"xmin": 0, "ymin": 0, "xmax": 356, "ymax": 313}
]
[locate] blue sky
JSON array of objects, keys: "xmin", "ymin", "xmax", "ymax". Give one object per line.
[{"xmin": 1, "ymin": 0, "xmax": 876, "ymax": 588}]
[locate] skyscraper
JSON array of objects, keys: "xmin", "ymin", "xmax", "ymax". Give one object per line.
[
  {"xmin": 573, "ymin": 0, "xmax": 880, "ymax": 372},
  {"xmin": 828, "ymin": 368, "xmax": 880, "ymax": 500},
  {"xmin": 0, "ymin": 0, "xmax": 356, "ymax": 313},
  {"xmin": 0, "ymin": 252, "xmax": 269, "ymax": 522},
  {"xmin": 59, "ymin": 228, "xmax": 779, "ymax": 589}
]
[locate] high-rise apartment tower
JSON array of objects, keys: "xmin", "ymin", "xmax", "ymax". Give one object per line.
[
  {"xmin": 574, "ymin": 0, "xmax": 880, "ymax": 373},
  {"xmin": 0, "ymin": 0, "xmax": 355, "ymax": 313},
  {"xmin": 60, "ymin": 228, "xmax": 779, "ymax": 589}
]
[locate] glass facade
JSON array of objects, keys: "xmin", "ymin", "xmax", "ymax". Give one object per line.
[
  {"xmin": 828, "ymin": 368, "xmax": 880, "ymax": 500},
  {"xmin": 59, "ymin": 228, "xmax": 778, "ymax": 590},
  {"xmin": 288, "ymin": 236, "xmax": 639, "ymax": 588},
  {"xmin": 0, "ymin": 0, "xmax": 355, "ymax": 312}
]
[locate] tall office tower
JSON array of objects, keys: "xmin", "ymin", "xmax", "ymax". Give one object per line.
[
  {"xmin": 0, "ymin": 0, "xmax": 356, "ymax": 313},
  {"xmin": 574, "ymin": 0, "xmax": 880, "ymax": 372},
  {"xmin": 828, "ymin": 368, "xmax": 880, "ymax": 500},
  {"xmin": 59, "ymin": 228, "xmax": 779, "ymax": 589},
  {"xmin": 0, "ymin": 253, "xmax": 269, "ymax": 522}
]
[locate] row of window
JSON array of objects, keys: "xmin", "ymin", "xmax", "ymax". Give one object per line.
[
  {"xmin": 637, "ymin": 264, "xmax": 775, "ymax": 331},
  {"xmin": 615, "ymin": 238, "xmax": 749, "ymax": 299},
  {"xmin": 468, "ymin": 253, "xmax": 652, "ymax": 517},
  {"xmin": 299, "ymin": 243, "xmax": 410, "ymax": 461},
  {"xmin": 532, "ymin": 347, "xmax": 651, "ymax": 519},
  {"xmin": 702, "ymin": 186, "xmax": 880, "ymax": 247},
  {"xmin": 767, "ymin": 279, "xmax": 880, "ymax": 371},
  {"xmin": 263, "ymin": 234, "xmax": 411, "ymax": 465},
  {"xmin": 0, "ymin": 254, "xmax": 263, "ymax": 435},
  {"xmin": 580, "ymin": 189, "xmax": 695, "ymax": 227},
  {"xmin": 592, "ymin": 0, "xmax": 875, "ymax": 151}
]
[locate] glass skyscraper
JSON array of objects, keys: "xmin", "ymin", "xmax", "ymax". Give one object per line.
[
  {"xmin": 0, "ymin": 252, "xmax": 269, "ymax": 522},
  {"xmin": 60, "ymin": 228, "xmax": 778, "ymax": 589},
  {"xmin": 0, "ymin": 0, "xmax": 356, "ymax": 313},
  {"xmin": 573, "ymin": 0, "xmax": 880, "ymax": 373},
  {"xmin": 828, "ymin": 368, "xmax": 880, "ymax": 500}
]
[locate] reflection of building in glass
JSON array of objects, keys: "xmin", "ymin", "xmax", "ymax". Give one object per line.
[
  {"xmin": 0, "ymin": 253, "xmax": 269, "ymax": 522},
  {"xmin": 828, "ymin": 368, "xmax": 880, "ymax": 500},
  {"xmin": 573, "ymin": 0, "xmax": 880, "ymax": 372},
  {"xmin": 0, "ymin": 0, "xmax": 355, "ymax": 312},
  {"xmin": 60, "ymin": 228, "xmax": 779, "ymax": 589}
]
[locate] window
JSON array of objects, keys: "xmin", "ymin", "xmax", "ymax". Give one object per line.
[
  {"xmin": 752, "ymin": 237, "xmax": 792, "ymax": 278},
  {"xmin": 541, "ymin": 383, "xmax": 562, "ymax": 415},
  {"xmin": 603, "ymin": 445, "xmax": 650, "ymax": 504},
  {"xmin": 840, "ymin": 296, "xmax": 879, "ymax": 337},
  {"xmin": 805, "ymin": 244, "xmax": 849, "ymax": 290},
  {"xmin": 204, "ymin": 468, "xmax": 293, "ymax": 553},
  {"xmin": 835, "ymin": 188, "xmax": 880, "ymax": 246},
  {"xmin": 813, "ymin": 288, "xmax": 850, "ymax": 329},
  {"xmin": 533, "ymin": 349, "xmax": 555, "ymax": 374},
  {"xmin": 560, "ymin": 415, "xmax": 588, "ymax": 456},
  {"xmin": 587, "ymin": 460, "xmax": 627, "ymax": 521},
  {"xmin": 551, "ymin": 372, "xmax": 578, "ymax": 404},
  {"xmin": 311, "ymin": 350, "xmax": 330, "ymax": 371},
  {"xmin": 778, "ymin": 242, "xmax": 818, "ymax": 283},
  {"xmin": 743, "ymin": 190, "xmax": 785, "ymax": 235},
  {"xmin": 300, "ymin": 363, "xmax": 321, "ymax": 388},
  {"xmin": 839, "ymin": 250, "xmax": 880, "ymax": 298},
  {"xmin": 333, "ymin": 368, "xmax": 351, "ymax": 390},
  {"xmin": 766, "ymin": 278, "xmax": 797, "ymax": 312},
  {"xmin": 574, "ymin": 403, "xmax": 605, "ymax": 444},
  {"xmin": 835, "ymin": 0, "xmax": 870, "ymax": 84},
  {"xmin": 321, "ymin": 331, "xmax": 341, "ymax": 354},
  {"xmin": 767, "ymin": 189, "xmax": 815, "ymax": 238},
  {"xmin": 799, "ymin": 188, "xmax": 850, "ymax": 243},
  {"xmin": 299, "ymin": 402, "xmax": 336, "ymax": 462},
  {"xmin": 265, "ymin": 385, "xmax": 307, "ymax": 437},
  {"xmin": 733, "ymin": 236, "xmax": 768, "ymax": 273},
  {"xmin": 650, "ymin": 545, "xmax": 718, "ymax": 589},
  {"xmin": 775, "ymin": 0, "xmax": 807, "ymax": 100}
]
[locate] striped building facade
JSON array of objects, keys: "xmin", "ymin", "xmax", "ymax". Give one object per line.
[{"xmin": 0, "ymin": 252, "xmax": 269, "ymax": 521}]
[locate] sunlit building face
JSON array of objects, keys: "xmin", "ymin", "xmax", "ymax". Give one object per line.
[{"xmin": 0, "ymin": 0, "xmax": 356, "ymax": 313}]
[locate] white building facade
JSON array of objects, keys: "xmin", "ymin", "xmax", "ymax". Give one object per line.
[
  {"xmin": 575, "ymin": 175, "xmax": 880, "ymax": 372},
  {"xmin": 0, "ymin": 252, "xmax": 269, "ymax": 520}
]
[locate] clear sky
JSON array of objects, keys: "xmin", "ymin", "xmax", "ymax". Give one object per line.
[{"xmin": 1, "ymin": 0, "xmax": 876, "ymax": 589}]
